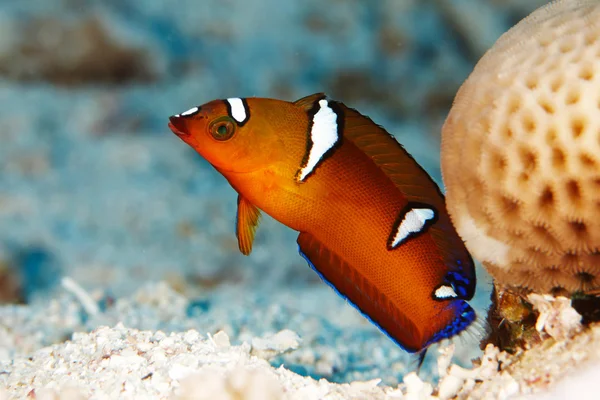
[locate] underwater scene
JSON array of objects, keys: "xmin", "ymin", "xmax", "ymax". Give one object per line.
[{"xmin": 2, "ymin": 0, "xmax": 600, "ymax": 398}]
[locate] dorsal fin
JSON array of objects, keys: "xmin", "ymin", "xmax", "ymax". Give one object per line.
[
  {"xmin": 335, "ymin": 102, "xmax": 476, "ymax": 299},
  {"xmin": 293, "ymin": 93, "xmax": 326, "ymax": 112},
  {"xmin": 336, "ymin": 103, "xmax": 445, "ymax": 205}
]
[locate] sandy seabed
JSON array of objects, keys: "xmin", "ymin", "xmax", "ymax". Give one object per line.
[{"xmin": 1, "ymin": 281, "xmax": 599, "ymax": 399}]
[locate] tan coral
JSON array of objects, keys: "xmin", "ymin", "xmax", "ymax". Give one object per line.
[{"xmin": 441, "ymin": 0, "xmax": 600, "ymax": 294}]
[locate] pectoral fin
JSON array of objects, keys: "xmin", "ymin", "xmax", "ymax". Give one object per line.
[{"xmin": 236, "ymin": 195, "xmax": 261, "ymax": 255}]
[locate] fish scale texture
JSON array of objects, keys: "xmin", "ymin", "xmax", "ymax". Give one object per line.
[
  {"xmin": 195, "ymin": 96, "xmax": 477, "ymax": 351},
  {"xmin": 442, "ymin": 0, "xmax": 600, "ymax": 294}
]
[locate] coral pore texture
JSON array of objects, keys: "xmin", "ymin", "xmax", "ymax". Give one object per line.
[{"xmin": 441, "ymin": 0, "xmax": 600, "ymax": 295}]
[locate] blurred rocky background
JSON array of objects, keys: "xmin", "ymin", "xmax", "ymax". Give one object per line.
[{"xmin": 0, "ymin": 0, "xmax": 548, "ymax": 383}]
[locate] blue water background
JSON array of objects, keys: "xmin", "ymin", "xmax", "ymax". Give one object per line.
[{"xmin": 0, "ymin": 0, "xmax": 548, "ymax": 383}]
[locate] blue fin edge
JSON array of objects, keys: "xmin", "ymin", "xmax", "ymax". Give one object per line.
[
  {"xmin": 426, "ymin": 301, "xmax": 476, "ymax": 347},
  {"xmin": 297, "ymin": 245, "xmax": 412, "ymax": 351},
  {"xmin": 298, "ymin": 245, "xmax": 476, "ymax": 354},
  {"xmin": 299, "ymin": 245, "xmax": 420, "ymax": 353}
]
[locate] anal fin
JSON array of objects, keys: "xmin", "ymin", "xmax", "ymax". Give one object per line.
[
  {"xmin": 236, "ymin": 194, "xmax": 261, "ymax": 255},
  {"xmin": 297, "ymin": 232, "xmax": 422, "ymax": 353}
]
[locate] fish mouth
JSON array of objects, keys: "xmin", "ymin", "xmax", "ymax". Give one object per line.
[{"xmin": 168, "ymin": 116, "xmax": 190, "ymax": 136}]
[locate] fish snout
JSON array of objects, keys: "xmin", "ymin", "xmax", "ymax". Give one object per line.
[{"xmin": 168, "ymin": 115, "xmax": 190, "ymax": 137}]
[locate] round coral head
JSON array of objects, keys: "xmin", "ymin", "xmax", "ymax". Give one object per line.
[{"xmin": 441, "ymin": 0, "xmax": 600, "ymax": 295}]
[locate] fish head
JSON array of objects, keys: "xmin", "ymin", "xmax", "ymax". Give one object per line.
[{"xmin": 168, "ymin": 97, "xmax": 297, "ymax": 174}]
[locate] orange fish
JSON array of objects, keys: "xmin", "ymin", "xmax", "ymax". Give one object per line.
[{"xmin": 168, "ymin": 93, "xmax": 476, "ymax": 355}]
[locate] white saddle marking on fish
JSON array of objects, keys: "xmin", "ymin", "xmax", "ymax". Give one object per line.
[
  {"xmin": 179, "ymin": 106, "xmax": 199, "ymax": 117},
  {"xmin": 434, "ymin": 285, "xmax": 458, "ymax": 300},
  {"xmin": 391, "ymin": 208, "xmax": 435, "ymax": 248},
  {"xmin": 298, "ymin": 99, "xmax": 339, "ymax": 181},
  {"xmin": 227, "ymin": 98, "xmax": 248, "ymax": 124}
]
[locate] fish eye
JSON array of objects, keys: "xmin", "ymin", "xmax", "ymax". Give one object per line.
[{"xmin": 208, "ymin": 117, "xmax": 236, "ymax": 141}]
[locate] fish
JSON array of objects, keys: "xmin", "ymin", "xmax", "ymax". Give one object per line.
[{"xmin": 168, "ymin": 93, "xmax": 476, "ymax": 356}]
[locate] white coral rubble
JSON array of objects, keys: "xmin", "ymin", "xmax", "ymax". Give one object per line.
[{"xmin": 528, "ymin": 294, "xmax": 582, "ymax": 340}]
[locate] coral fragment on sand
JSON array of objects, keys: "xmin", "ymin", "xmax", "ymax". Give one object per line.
[{"xmin": 528, "ymin": 293, "xmax": 582, "ymax": 340}]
